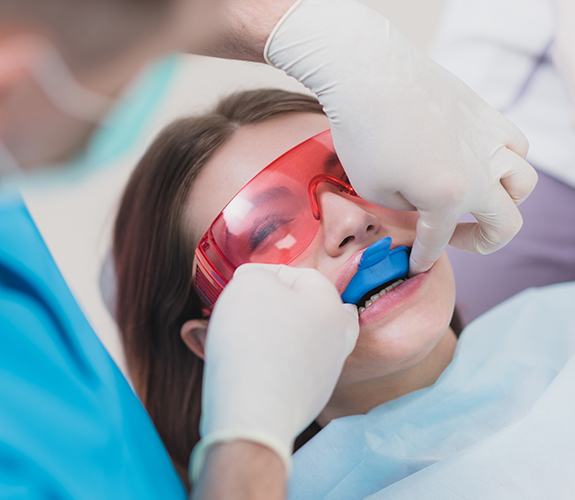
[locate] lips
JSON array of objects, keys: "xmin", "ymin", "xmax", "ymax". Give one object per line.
[
  {"xmin": 336, "ymin": 250, "xmax": 365, "ymax": 295},
  {"xmin": 340, "ymin": 237, "xmax": 410, "ymax": 306},
  {"xmin": 358, "ymin": 270, "xmax": 428, "ymax": 325},
  {"xmin": 356, "ymin": 277, "xmax": 406, "ymax": 312},
  {"xmin": 336, "ymin": 239, "xmax": 411, "ymax": 295}
]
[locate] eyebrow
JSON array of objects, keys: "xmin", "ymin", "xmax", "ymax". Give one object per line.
[{"xmin": 251, "ymin": 185, "xmax": 295, "ymax": 205}]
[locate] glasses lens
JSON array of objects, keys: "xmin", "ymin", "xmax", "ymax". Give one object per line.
[{"xmin": 194, "ymin": 130, "xmax": 351, "ymax": 306}]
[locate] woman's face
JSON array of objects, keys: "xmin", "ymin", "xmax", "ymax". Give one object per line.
[{"xmin": 187, "ymin": 112, "xmax": 456, "ymax": 389}]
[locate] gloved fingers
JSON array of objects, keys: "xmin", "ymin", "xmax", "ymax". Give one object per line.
[
  {"xmin": 495, "ymin": 115, "xmax": 530, "ymax": 157},
  {"xmin": 342, "ymin": 304, "xmax": 360, "ymax": 354},
  {"xmin": 283, "ymin": 266, "xmax": 340, "ymax": 298},
  {"xmin": 269, "ymin": 264, "xmax": 327, "ymax": 290},
  {"xmin": 237, "ymin": 262, "xmax": 339, "ymax": 297},
  {"xmin": 450, "ymin": 186, "xmax": 523, "ymax": 254},
  {"xmin": 410, "ymin": 210, "xmax": 458, "ymax": 274},
  {"xmin": 492, "ymin": 147, "xmax": 538, "ymax": 205},
  {"xmin": 274, "ymin": 266, "xmax": 358, "ymax": 350},
  {"xmin": 233, "ymin": 262, "xmax": 308, "ymax": 287},
  {"xmin": 365, "ymin": 189, "xmax": 416, "ymax": 211},
  {"xmin": 231, "ymin": 263, "xmax": 303, "ymax": 295},
  {"xmin": 233, "ymin": 262, "xmax": 281, "ymax": 278},
  {"xmin": 346, "ymin": 172, "xmax": 417, "ymax": 210}
]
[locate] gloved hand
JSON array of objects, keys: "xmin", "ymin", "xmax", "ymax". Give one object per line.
[
  {"xmin": 266, "ymin": 0, "xmax": 538, "ymax": 273},
  {"xmin": 189, "ymin": 264, "xmax": 359, "ymax": 482}
]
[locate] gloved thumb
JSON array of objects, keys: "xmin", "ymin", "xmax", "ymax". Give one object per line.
[
  {"xmin": 342, "ymin": 303, "xmax": 360, "ymax": 355},
  {"xmin": 410, "ymin": 211, "xmax": 457, "ymax": 274}
]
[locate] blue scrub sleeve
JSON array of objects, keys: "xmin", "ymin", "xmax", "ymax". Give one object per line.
[{"xmin": 0, "ymin": 194, "xmax": 185, "ymax": 499}]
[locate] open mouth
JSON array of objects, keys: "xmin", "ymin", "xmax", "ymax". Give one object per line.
[{"xmin": 356, "ymin": 277, "xmax": 406, "ymax": 313}]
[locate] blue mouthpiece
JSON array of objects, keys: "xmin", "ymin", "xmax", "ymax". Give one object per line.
[{"xmin": 341, "ymin": 237, "xmax": 410, "ymax": 305}]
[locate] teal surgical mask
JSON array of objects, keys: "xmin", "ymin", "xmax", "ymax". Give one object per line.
[
  {"xmin": 31, "ymin": 42, "xmax": 115, "ymax": 124},
  {"xmin": 77, "ymin": 54, "xmax": 179, "ymax": 171},
  {"xmin": 1, "ymin": 40, "xmax": 115, "ymax": 179},
  {"xmin": 1, "ymin": 51, "xmax": 179, "ymax": 188}
]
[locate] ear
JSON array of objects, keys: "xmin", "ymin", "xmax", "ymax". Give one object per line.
[{"xmin": 180, "ymin": 319, "xmax": 208, "ymax": 360}]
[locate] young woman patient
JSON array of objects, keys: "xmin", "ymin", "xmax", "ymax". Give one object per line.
[{"xmin": 112, "ymin": 89, "xmax": 575, "ymax": 497}]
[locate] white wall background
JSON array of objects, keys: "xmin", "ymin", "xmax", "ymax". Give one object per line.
[{"xmin": 22, "ymin": 0, "xmax": 445, "ymax": 373}]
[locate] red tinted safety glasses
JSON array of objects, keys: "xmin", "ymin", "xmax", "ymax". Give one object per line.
[{"xmin": 193, "ymin": 129, "xmax": 356, "ymax": 308}]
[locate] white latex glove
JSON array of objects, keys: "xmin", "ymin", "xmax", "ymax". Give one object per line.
[
  {"xmin": 189, "ymin": 264, "xmax": 359, "ymax": 482},
  {"xmin": 266, "ymin": 0, "xmax": 538, "ymax": 273}
]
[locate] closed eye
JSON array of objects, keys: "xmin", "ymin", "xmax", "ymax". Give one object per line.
[{"xmin": 249, "ymin": 216, "xmax": 295, "ymax": 252}]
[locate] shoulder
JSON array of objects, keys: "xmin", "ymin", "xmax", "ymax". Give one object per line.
[
  {"xmin": 470, "ymin": 282, "xmax": 575, "ymax": 330},
  {"xmin": 461, "ymin": 282, "xmax": 575, "ymax": 362}
]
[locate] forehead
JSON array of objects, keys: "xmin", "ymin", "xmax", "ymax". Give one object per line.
[{"xmin": 186, "ymin": 112, "xmax": 329, "ymax": 242}]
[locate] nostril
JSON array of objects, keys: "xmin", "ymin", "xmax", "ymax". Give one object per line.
[
  {"xmin": 339, "ymin": 235, "xmax": 355, "ymax": 248},
  {"xmin": 366, "ymin": 224, "xmax": 375, "ymax": 233}
]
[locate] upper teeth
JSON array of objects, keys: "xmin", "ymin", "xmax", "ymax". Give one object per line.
[{"xmin": 358, "ymin": 279, "xmax": 405, "ymax": 314}]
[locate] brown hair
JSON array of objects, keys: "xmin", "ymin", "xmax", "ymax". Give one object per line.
[{"xmin": 113, "ymin": 89, "xmax": 323, "ymax": 487}]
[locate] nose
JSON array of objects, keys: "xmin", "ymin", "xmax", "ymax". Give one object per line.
[{"xmin": 319, "ymin": 189, "xmax": 381, "ymax": 257}]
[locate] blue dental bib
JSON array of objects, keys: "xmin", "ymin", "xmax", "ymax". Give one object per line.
[{"xmin": 341, "ymin": 237, "xmax": 410, "ymax": 305}]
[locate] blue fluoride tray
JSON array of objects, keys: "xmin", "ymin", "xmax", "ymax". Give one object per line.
[{"xmin": 341, "ymin": 237, "xmax": 410, "ymax": 305}]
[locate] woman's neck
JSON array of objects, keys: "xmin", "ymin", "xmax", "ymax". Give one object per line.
[{"xmin": 317, "ymin": 329, "xmax": 457, "ymax": 426}]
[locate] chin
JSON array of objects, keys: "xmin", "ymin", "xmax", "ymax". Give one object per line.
[{"xmin": 342, "ymin": 254, "xmax": 456, "ymax": 383}]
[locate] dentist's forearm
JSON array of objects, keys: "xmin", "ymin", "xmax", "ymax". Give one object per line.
[
  {"xmin": 180, "ymin": 0, "xmax": 297, "ymax": 62},
  {"xmin": 192, "ymin": 441, "xmax": 286, "ymax": 500}
]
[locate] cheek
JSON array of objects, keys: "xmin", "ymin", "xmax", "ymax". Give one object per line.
[
  {"xmin": 288, "ymin": 229, "xmax": 336, "ymax": 277},
  {"xmin": 341, "ymin": 255, "xmax": 456, "ymax": 383}
]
